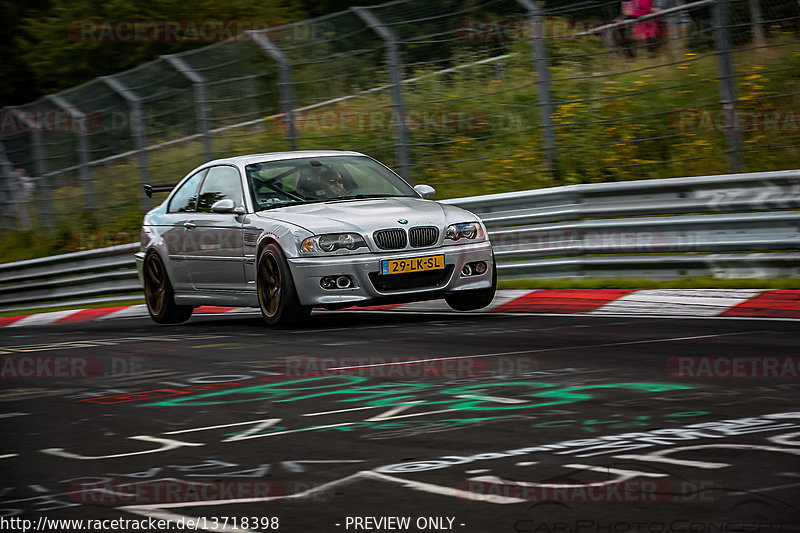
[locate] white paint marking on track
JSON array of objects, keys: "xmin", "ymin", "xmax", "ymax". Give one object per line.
[
  {"xmin": 303, "ymin": 405, "xmax": 384, "ymax": 417},
  {"xmin": 591, "ymin": 289, "xmax": 762, "ymax": 317},
  {"xmin": 0, "ymin": 412, "xmax": 29, "ymax": 419},
  {"xmin": 96, "ymin": 305, "xmax": 148, "ymax": 320},
  {"xmin": 390, "ymin": 300, "xmax": 456, "ymax": 312},
  {"xmin": 7, "ymin": 310, "xmax": 81, "ymax": 327},
  {"xmin": 164, "ymin": 419, "xmax": 282, "ymax": 435},
  {"xmin": 324, "ymin": 331, "xmax": 761, "ymax": 371},
  {"xmin": 364, "ymin": 471, "xmax": 526, "ymax": 504},
  {"xmin": 728, "ymin": 482, "xmax": 800, "ymax": 495},
  {"xmin": 485, "ymin": 290, "xmax": 537, "ymax": 311},
  {"xmin": 0, "ymin": 454, "xmax": 19, "ymax": 459}
]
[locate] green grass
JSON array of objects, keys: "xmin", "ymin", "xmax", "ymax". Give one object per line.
[{"xmin": 0, "ymin": 298, "xmax": 145, "ymax": 318}]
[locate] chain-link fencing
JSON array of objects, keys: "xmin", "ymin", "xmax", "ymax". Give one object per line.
[{"xmin": 0, "ymin": 0, "xmax": 797, "ymax": 246}]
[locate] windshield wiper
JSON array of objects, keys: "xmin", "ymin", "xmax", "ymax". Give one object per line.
[
  {"xmin": 338, "ymin": 194, "xmax": 407, "ymax": 200},
  {"xmin": 256, "ymin": 199, "xmax": 331, "ymax": 211}
]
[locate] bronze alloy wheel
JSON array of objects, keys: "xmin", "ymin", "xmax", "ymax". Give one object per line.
[
  {"xmin": 144, "ymin": 253, "xmax": 167, "ymax": 316},
  {"xmin": 258, "ymin": 251, "xmax": 282, "ymax": 318},
  {"xmin": 143, "ymin": 252, "xmax": 193, "ymax": 324},
  {"xmin": 256, "ymin": 244, "xmax": 311, "ymax": 326}
]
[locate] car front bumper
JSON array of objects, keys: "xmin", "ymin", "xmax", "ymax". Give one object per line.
[
  {"xmin": 135, "ymin": 251, "xmax": 145, "ymax": 285},
  {"xmin": 287, "ymin": 241, "xmax": 494, "ymax": 307}
]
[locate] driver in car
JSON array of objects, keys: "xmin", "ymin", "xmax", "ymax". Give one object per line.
[{"xmin": 320, "ymin": 168, "xmax": 346, "ymax": 197}]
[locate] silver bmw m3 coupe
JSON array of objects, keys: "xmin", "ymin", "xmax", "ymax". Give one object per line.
[{"xmin": 135, "ymin": 150, "xmax": 496, "ymax": 326}]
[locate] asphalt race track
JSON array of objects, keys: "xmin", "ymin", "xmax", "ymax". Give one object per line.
[{"xmin": 1, "ymin": 310, "xmax": 799, "ymax": 533}]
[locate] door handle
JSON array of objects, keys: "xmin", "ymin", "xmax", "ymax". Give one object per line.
[{"xmin": 183, "ymin": 222, "xmax": 196, "ymax": 229}]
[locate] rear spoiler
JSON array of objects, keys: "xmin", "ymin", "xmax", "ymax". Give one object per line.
[{"xmin": 143, "ymin": 184, "xmax": 176, "ymax": 198}]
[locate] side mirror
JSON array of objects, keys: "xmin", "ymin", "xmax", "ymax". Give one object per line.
[
  {"xmin": 210, "ymin": 199, "xmax": 244, "ymax": 214},
  {"xmin": 414, "ymin": 184, "xmax": 436, "ymax": 199}
]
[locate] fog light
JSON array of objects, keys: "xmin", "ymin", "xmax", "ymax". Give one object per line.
[
  {"xmin": 474, "ymin": 261, "xmax": 487, "ymax": 274},
  {"xmin": 336, "ymin": 276, "xmax": 352, "ymax": 289},
  {"xmin": 320, "ymin": 276, "xmax": 336, "ymax": 289},
  {"xmin": 461, "ymin": 264, "xmax": 472, "ymax": 277}
]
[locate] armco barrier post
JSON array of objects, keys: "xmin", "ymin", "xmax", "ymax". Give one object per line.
[
  {"xmin": 163, "ymin": 54, "xmax": 213, "ymax": 162},
  {"xmin": 0, "ymin": 141, "xmax": 17, "ymax": 229},
  {"xmin": 748, "ymin": 0, "xmax": 766, "ymax": 48},
  {"xmin": 9, "ymin": 108, "xmax": 54, "ymax": 228},
  {"xmin": 46, "ymin": 94, "xmax": 97, "ymax": 215},
  {"xmin": 101, "ymin": 75, "xmax": 152, "ymax": 210},
  {"xmin": 249, "ymin": 31, "xmax": 297, "ymax": 151},
  {"xmin": 0, "ymin": 141, "xmax": 32, "ymax": 231},
  {"xmin": 518, "ymin": 0, "xmax": 559, "ymax": 181},
  {"xmin": 351, "ymin": 6, "xmax": 412, "ymax": 182},
  {"xmin": 712, "ymin": 0, "xmax": 745, "ymax": 173}
]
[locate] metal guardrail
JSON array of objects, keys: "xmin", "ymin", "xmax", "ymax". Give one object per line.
[
  {"xmin": 445, "ymin": 169, "xmax": 800, "ymax": 280},
  {"xmin": 0, "ymin": 171, "xmax": 798, "ymax": 313}
]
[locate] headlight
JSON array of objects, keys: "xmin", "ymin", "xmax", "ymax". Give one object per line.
[
  {"xmin": 445, "ymin": 222, "xmax": 485, "ymax": 242},
  {"xmin": 300, "ymin": 233, "xmax": 367, "ymax": 254}
]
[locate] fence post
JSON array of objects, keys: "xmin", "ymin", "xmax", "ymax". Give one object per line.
[
  {"xmin": 101, "ymin": 76, "xmax": 152, "ymax": 209},
  {"xmin": 163, "ymin": 54, "xmax": 213, "ymax": 161},
  {"xmin": 748, "ymin": 0, "xmax": 766, "ymax": 48},
  {"xmin": 712, "ymin": 0, "xmax": 745, "ymax": 173},
  {"xmin": 0, "ymin": 141, "xmax": 19, "ymax": 230},
  {"xmin": 47, "ymin": 94, "xmax": 97, "ymax": 215},
  {"xmin": 249, "ymin": 31, "xmax": 297, "ymax": 151},
  {"xmin": 351, "ymin": 6, "xmax": 412, "ymax": 182},
  {"xmin": 9, "ymin": 108, "xmax": 54, "ymax": 227},
  {"xmin": 518, "ymin": 0, "xmax": 559, "ymax": 181}
]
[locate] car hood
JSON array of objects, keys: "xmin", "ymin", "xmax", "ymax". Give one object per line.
[{"xmin": 254, "ymin": 197, "xmax": 474, "ymax": 234}]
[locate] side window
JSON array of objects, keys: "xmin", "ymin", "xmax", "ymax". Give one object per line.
[
  {"xmin": 168, "ymin": 170, "xmax": 206, "ymax": 213},
  {"xmin": 197, "ymin": 166, "xmax": 245, "ymax": 213}
]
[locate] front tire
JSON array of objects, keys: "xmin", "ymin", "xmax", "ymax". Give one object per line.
[
  {"xmin": 143, "ymin": 252, "xmax": 193, "ymax": 324},
  {"xmin": 257, "ymin": 244, "xmax": 311, "ymax": 327},
  {"xmin": 446, "ymin": 257, "xmax": 497, "ymax": 311}
]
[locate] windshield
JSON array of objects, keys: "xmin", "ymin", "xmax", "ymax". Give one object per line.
[{"xmin": 246, "ymin": 156, "xmax": 416, "ymax": 210}]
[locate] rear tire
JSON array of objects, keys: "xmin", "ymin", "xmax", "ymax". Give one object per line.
[
  {"xmin": 143, "ymin": 252, "xmax": 193, "ymax": 324},
  {"xmin": 446, "ymin": 257, "xmax": 497, "ymax": 311},
  {"xmin": 257, "ymin": 244, "xmax": 311, "ymax": 327}
]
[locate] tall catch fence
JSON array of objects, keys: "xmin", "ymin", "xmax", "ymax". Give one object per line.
[{"xmin": 0, "ymin": 0, "xmax": 798, "ymax": 243}]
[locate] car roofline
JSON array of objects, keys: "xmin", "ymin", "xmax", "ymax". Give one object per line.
[{"xmin": 205, "ymin": 150, "xmax": 368, "ymax": 167}]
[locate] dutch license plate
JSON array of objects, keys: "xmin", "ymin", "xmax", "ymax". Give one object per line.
[{"xmin": 381, "ymin": 254, "xmax": 445, "ymax": 275}]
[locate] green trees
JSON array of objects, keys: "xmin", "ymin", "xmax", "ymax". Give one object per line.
[{"xmin": 2, "ymin": 0, "xmax": 301, "ymax": 106}]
